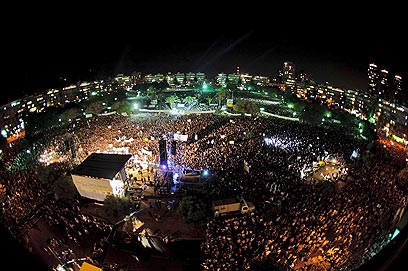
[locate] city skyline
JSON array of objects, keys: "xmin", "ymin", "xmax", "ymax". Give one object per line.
[{"xmin": 4, "ymin": 25, "xmax": 407, "ymax": 106}]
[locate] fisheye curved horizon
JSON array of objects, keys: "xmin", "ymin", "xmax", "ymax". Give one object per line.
[{"xmin": 1, "ymin": 61, "xmax": 408, "ymax": 271}]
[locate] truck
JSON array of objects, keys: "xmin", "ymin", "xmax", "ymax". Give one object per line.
[{"xmin": 212, "ymin": 197, "xmax": 255, "ymax": 217}]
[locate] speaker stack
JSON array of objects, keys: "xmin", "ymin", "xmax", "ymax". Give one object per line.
[
  {"xmin": 159, "ymin": 139, "xmax": 168, "ymax": 167},
  {"xmin": 170, "ymin": 141, "xmax": 177, "ymax": 155}
]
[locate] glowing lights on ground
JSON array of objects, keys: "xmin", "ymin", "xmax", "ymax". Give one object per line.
[
  {"xmin": 38, "ymin": 149, "xmax": 69, "ymax": 166},
  {"xmin": 264, "ymin": 135, "xmax": 300, "ymax": 150},
  {"xmin": 173, "ymin": 173, "xmax": 180, "ymax": 185},
  {"xmin": 260, "ymin": 110, "xmax": 300, "ymax": 121},
  {"xmin": 202, "ymin": 82, "xmax": 208, "ymax": 90},
  {"xmin": 169, "ymin": 108, "xmax": 186, "ymax": 115},
  {"xmin": 391, "ymin": 228, "xmax": 400, "ymax": 240},
  {"xmin": 202, "ymin": 169, "xmax": 209, "ymax": 176}
]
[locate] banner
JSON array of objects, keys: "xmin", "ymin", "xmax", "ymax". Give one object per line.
[
  {"xmin": 174, "ymin": 133, "xmax": 188, "ymax": 142},
  {"xmin": 141, "ymin": 148, "xmax": 152, "ymax": 156}
]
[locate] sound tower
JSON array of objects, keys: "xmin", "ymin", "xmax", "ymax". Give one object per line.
[{"xmin": 159, "ymin": 139, "xmax": 168, "ymax": 166}]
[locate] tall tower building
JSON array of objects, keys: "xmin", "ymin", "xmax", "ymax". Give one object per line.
[
  {"xmin": 130, "ymin": 71, "xmax": 142, "ymax": 84},
  {"xmin": 378, "ymin": 69, "xmax": 389, "ymax": 99},
  {"xmin": 391, "ymin": 75, "xmax": 402, "ymax": 102},
  {"xmin": 283, "ymin": 62, "xmax": 296, "ymax": 92},
  {"xmin": 368, "ymin": 63, "xmax": 402, "ymax": 102},
  {"xmin": 368, "ymin": 63, "xmax": 379, "ymax": 96}
]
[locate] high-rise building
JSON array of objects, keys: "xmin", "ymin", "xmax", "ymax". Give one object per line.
[
  {"xmin": 185, "ymin": 72, "xmax": 196, "ymax": 85},
  {"xmin": 175, "ymin": 72, "xmax": 186, "ymax": 85},
  {"xmin": 227, "ymin": 73, "xmax": 239, "ymax": 85},
  {"xmin": 195, "ymin": 72, "xmax": 206, "ymax": 83},
  {"xmin": 368, "ymin": 63, "xmax": 379, "ymax": 96},
  {"xmin": 216, "ymin": 73, "xmax": 227, "ymax": 86},
  {"xmin": 392, "ymin": 75, "xmax": 403, "ymax": 102},
  {"xmin": 130, "ymin": 71, "xmax": 142, "ymax": 84},
  {"xmin": 166, "ymin": 72, "xmax": 176, "ymax": 86},
  {"xmin": 252, "ymin": 75, "xmax": 270, "ymax": 86},
  {"xmin": 379, "ymin": 69, "xmax": 389, "ymax": 99},
  {"xmin": 240, "ymin": 73, "xmax": 252, "ymax": 85},
  {"xmin": 297, "ymin": 70, "xmax": 310, "ymax": 83},
  {"xmin": 368, "ymin": 63, "xmax": 401, "ymax": 103},
  {"xmin": 282, "ymin": 62, "xmax": 296, "ymax": 92}
]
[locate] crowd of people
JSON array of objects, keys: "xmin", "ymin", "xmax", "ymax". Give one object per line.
[
  {"xmin": 1, "ymin": 110, "xmax": 408, "ymax": 271},
  {"xmin": 183, "ymin": 116, "xmax": 408, "ymax": 270}
]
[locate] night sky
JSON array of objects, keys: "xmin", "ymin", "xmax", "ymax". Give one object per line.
[{"xmin": 3, "ymin": 13, "xmax": 407, "ymax": 106}]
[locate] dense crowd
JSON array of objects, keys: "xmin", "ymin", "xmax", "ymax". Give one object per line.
[
  {"xmin": 184, "ymin": 116, "xmax": 408, "ymax": 270},
  {"xmin": 1, "ymin": 112, "xmax": 407, "ymax": 271}
]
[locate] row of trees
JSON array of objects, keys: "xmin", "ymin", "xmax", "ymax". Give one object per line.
[{"xmin": 23, "ymin": 88, "xmax": 133, "ymax": 141}]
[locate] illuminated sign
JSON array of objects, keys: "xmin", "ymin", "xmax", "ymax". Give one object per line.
[
  {"xmin": 392, "ymin": 134, "xmax": 407, "ymax": 145},
  {"xmin": 226, "ymin": 99, "xmax": 233, "ymax": 107},
  {"xmin": 71, "ymin": 175, "xmax": 125, "ymax": 202}
]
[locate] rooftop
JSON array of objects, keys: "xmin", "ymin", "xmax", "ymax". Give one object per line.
[{"xmin": 71, "ymin": 153, "xmax": 132, "ymax": 180}]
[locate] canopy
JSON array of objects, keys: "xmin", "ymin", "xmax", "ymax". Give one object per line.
[{"xmin": 80, "ymin": 262, "xmax": 102, "ymax": 271}]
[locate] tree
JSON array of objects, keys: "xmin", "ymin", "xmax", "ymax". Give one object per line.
[
  {"xmin": 23, "ymin": 108, "xmax": 61, "ymax": 140},
  {"xmin": 205, "ymin": 97, "xmax": 213, "ymax": 106},
  {"xmin": 85, "ymin": 101, "xmax": 103, "ymax": 115},
  {"xmin": 332, "ymin": 110, "xmax": 357, "ymax": 128},
  {"xmin": 9, "ymin": 146, "xmax": 38, "ymax": 173},
  {"xmin": 360, "ymin": 120, "xmax": 377, "ymax": 141},
  {"xmin": 105, "ymin": 88, "xmax": 127, "ymax": 104},
  {"xmin": 215, "ymin": 88, "xmax": 228, "ymax": 107},
  {"xmin": 60, "ymin": 107, "xmax": 82, "ymax": 123},
  {"xmin": 146, "ymin": 86, "xmax": 158, "ymax": 99},
  {"xmin": 233, "ymin": 99, "xmax": 259, "ymax": 115},
  {"xmin": 111, "ymin": 100, "xmax": 132, "ymax": 114},
  {"xmin": 299, "ymin": 102, "xmax": 326, "ymax": 125},
  {"xmin": 172, "ymin": 77, "xmax": 179, "ymax": 87},
  {"xmin": 226, "ymin": 82, "xmax": 238, "ymax": 91},
  {"xmin": 154, "ymin": 80, "xmax": 170, "ymax": 91},
  {"xmin": 177, "ymin": 195, "xmax": 210, "ymax": 226},
  {"xmin": 103, "ymin": 195, "xmax": 133, "ymax": 220},
  {"xmin": 283, "ymin": 92, "xmax": 306, "ymax": 111},
  {"xmin": 165, "ymin": 95, "xmax": 181, "ymax": 109},
  {"xmin": 183, "ymin": 96, "xmax": 196, "ymax": 106},
  {"xmin": 246, "ymin": 78, "xmax": 257, "ymax": 91},
  {"xmin": 133, "ymin": 82, "xmax": 149, "ymax": 94},
  {"xmin": 53, "ymin": 174, "xmax": 80, "ymax": 199}
]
